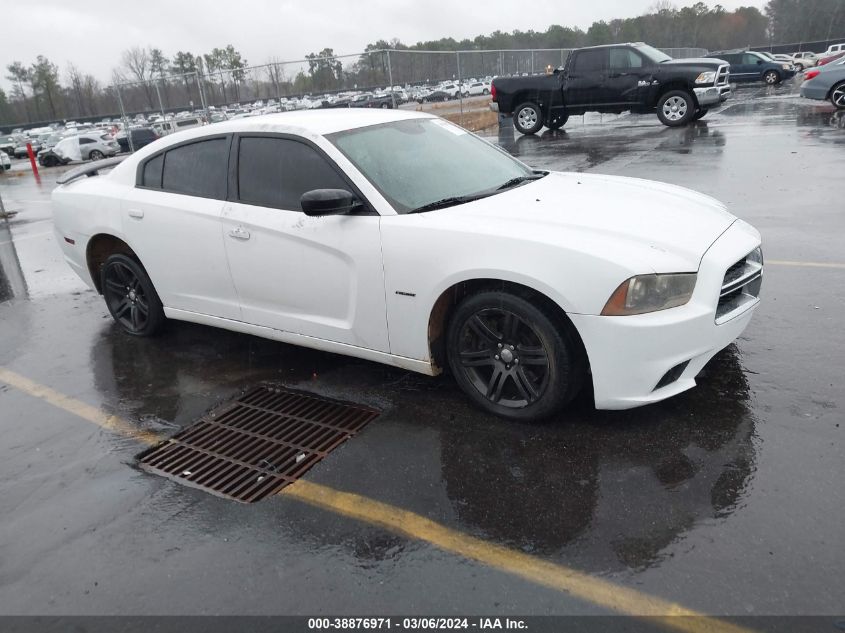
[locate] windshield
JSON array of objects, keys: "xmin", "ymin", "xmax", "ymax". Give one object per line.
[
  {"xmin": 328, "ymin": 118, "xmax": 533, "ymax": 214},
  {"xmin": 636, "ymin": 44, "xmax": 672, "ymax": 63}
]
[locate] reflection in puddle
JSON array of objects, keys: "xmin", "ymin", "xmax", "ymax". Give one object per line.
[{"xmin": 440, "ymin": 345, "xmax": 756, "ymax": 571}]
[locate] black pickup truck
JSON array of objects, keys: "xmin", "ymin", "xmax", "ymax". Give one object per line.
[{"xmin": 491, "ymin": 42, "xmax": 730, "ymax": 133}]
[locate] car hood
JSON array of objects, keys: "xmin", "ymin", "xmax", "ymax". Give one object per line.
[{"xmin": 443, "ymin": 172, "xmax": 736, "ymax": 272}]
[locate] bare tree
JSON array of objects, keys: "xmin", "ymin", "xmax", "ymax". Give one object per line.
[{"xmin": 120, "ymin": 46, "xmax": 154, "ymax": 109}]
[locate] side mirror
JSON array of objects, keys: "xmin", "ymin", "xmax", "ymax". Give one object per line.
[{"xmin": 300, "ymin": 188, "xmax": 362, "ymax": 217}]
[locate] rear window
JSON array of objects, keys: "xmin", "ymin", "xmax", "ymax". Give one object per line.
[
  {"xmin": 573, "ymin": 49, "xmax": 607, "ymax": 72},
  {"xmin": 160, "ymin": 138, "xmax": 228, "ymax": 199}
]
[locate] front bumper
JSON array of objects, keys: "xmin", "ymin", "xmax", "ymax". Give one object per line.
[
  {"xmin": 694, "ymin": 85, "xmax": 730, "ymax": 106},
  {"xmin": 570, "ymin": 220, "xmax": 762, "ymax": 410}
]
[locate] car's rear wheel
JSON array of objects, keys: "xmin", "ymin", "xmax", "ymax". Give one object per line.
[
  {"xmin": 89, "ymin": 149, "xmax": 104, "ymax": 160},
  {"xmin": 446, "ymin": 291, "xmax": 584, "ymax": 421},
  {"xmin": 656, "ymin": 90, "xmax": 695, "ymax": 127},
  {"xmin": 101, "ymin": 254, "xmax": 165, "ymax": 337},
  {"xmin": 513, "ymin": 102, "xmax": 544, "ymax": 135},
  {"xmin": 763, "ymin": 70, "xmax": 781, "ymax": 85},
  {"xmin": 830, "ymin": 81, "xmax": 845, "ymax": 109}
]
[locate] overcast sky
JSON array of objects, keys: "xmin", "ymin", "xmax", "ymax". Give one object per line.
[{"xmin": 4, "ymin": 0, "xmax": 766, "ymax": 89}]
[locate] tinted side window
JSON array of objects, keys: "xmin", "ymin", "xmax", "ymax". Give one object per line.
[
  {"xmin": 238, "ymin": 137, "xmax": 348, "ymax": 210},
  {"xmin": 162, "ymin": 138, "xmax": 227, "ymax": 199},
  {"xmin": 573, "ymin": 49, "xmax": 607, "ymax": 73},
  {"xmin": 744, "ymin": 53, "xmax": 762, "ymax": 65},
  {"xmin": 79, "ymin": 137, "xmax": 94, "ymax": 145},
  {"xmin": 142, "ymin": 154, "xmax": 163, "ymax": 189}
]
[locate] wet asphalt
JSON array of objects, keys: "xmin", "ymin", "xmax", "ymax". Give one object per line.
[{"xmin": 0, "ymin": 79, "xmax": 842, "ymax": 618}]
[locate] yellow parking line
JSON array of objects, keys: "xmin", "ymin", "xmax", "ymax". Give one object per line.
[
  {"xmin": 0, "ymin": 367, "xmax": 161, "ymax": 445},
  {"xmin": 0, "ymin": 366, "xmax": 754, "ymax": 633},
  {"xmin": 767, "ymin": 259, "xmax": 845, "ymax": 269}
]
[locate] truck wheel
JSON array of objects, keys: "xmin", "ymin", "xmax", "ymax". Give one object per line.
[
  {"xmin": 795, "ymin": 63, "xmax": 804, "ymax": 71},
  {"xmin": 692, "ymin": 108, "xmax": 708, "ymax": 121},
  {"xmin": 763, "ymin": 70, "xmax": 781, "ymax": 85},
  {"xmin": 656, "ymin": 90, "xmax": 695, "ymax": 127},
  {"xmin": 547, "ymin": 113, "xmax": 569, "ymax": 130},
  {"xmin": 513, "ymin": 102, "xmax": 544, "ymax": 135}
]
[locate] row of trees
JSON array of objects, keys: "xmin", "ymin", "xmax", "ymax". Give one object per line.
[{"xmin": 3, "ymin": 0, "xmax": 844, "ymax": 127}]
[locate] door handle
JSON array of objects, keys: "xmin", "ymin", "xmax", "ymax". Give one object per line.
[
  {"xmin": 228, "ymin": 226, "xmax": 251, "ymax": 240},
  {"xmin": 127, "ymin": 208, "xmax": 144, "ymax": 219}
]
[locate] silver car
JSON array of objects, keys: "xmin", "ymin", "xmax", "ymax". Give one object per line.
[
  {"xmin": 78, "ymin": 133, "xmax": 120, "ymax": 160},
  {"xmin": 800, "ymin": 57, "xmax": 845, "ymax": 109}
]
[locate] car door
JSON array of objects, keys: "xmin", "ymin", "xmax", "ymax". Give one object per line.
[
  {"xmin": 565, "ymin": 48, "xmax": 610, "ymax": 107},
  {"xmin": 605, "ymin": 47, "xmax": 651, "ymax": 105},
  {"xmin": 122, "ymin": 135, "xmax": 242, "ymax": 321},
  {"xmin": 221, "ymin": 134, "xmax": 389, "ymax": 352}
]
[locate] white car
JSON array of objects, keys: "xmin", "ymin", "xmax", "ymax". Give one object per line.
[
  {"xmin": 791, "ymin": 51, "xmax": 819, "ymax": 69},
  {"xmin": 51, "ymin": 110, "xmax": 763, "ymax": 420},
  {"xmin": 467, "ymin": 81, "xmax": 492, "ymax": 96},
  {"xmin": 0, "ymin": 150, "xmax": 10, "ymax": 172}
]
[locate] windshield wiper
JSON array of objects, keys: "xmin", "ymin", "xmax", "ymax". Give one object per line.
[
  {"xmin": 407, "ymin": 194, "xmax": 489, "ymax": 214},
  {"xmin": 496, "ymin": 172, "xmax": 547, "ymax": 190}
]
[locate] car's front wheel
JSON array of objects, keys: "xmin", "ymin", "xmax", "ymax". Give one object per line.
[
  {"xmin": 101, "ymin": 254, "xmax": 165, "ymax": 337},
  {"xmin": 513, "ymin": 102, "xmax": 544, "ymax": 135},
  {"xmin": 763, "ymin": 70, "xmax": 781, "ymax": 85},
  {"xmin": 656, "ymin": 90, "xmax": 695, "ymax": 126},
  {"xmin": 830, "ymin": 81, "xmax": 845, "ymax": 109},
  {"xmin": 446, "ymin": 291, "xmax": 584, "ymax": 421}
]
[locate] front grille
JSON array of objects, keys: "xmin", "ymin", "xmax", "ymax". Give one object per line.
[
  {"xmin": 716, "ymin": 65, "xmax": 730, "ymax": 86},
  {"xmin": 137, "ymin": 386, "xmax": 380, "ymax": 503},
  {"xmin": 715, "ymin": 249, "xmax": 763, "ymax": 323}
]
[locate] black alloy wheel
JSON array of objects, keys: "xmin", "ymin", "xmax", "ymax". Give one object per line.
[
  {"xmin": 446, "ymin": 291, "xmax": 584, "ymax": 421},
  {"xmin": 101, "ymin": 254, "xmax": 165, "ymax": 336}
]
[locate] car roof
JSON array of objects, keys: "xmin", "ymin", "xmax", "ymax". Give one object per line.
[{"xmin": 184, "ymin": 109, "xmax": 435, "ymax": 139}]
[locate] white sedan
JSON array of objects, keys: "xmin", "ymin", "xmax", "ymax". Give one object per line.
[{"xmin": 52, "ymin": 110, "xmax": 762, "ymax": 420}]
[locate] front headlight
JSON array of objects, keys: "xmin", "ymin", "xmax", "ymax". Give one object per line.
[
  {"xmin": 601, "ymin": 273, "xmax": 697, "ymax": 316},
  {"xmin": 747, "ymin": 246, "xmax": 763, "ymax": 266},
  {"xmin": 695, "ymin": 71, "xmax": 716, "ymax": 84},
  {"xmin": 781, "ymin": 63, "xmax": 791, "ymax": 70}
]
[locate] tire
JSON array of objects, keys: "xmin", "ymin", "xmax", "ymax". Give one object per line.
[
  {"xmin": 795, "ymin": 63, "xmax": 804, "ymax": 71},
  {"xmin": 100, "ymin": 254, "xmax": 165, "ymax": 337},
  {"xmin": 483, "ymin": 88, "xmax": 490, "ymax": 95},
  {"xmin": 830, "ymin": 81, "xmax": 845, "ymax": 109},
  {"xmin": 763, "ymin": 70, "xmax": 781, "ymax": 85},
  {"xmin": 692, "ymin": 108, "xmax": 708, "ymax": 121},
  {"xmin": 547, "ymin": 113, "xmax": 569, "ymax": 130},
  {"xmin": 513, "ymin": 101, "xmax": 544, "ymax": 135},
  {"xmin": 656, "ymin": 90, "xmax": 695, "ymax": 127},
  {"xmin": 89, "ymin": 149, "xmax": 104, "ymax": 161},
  {"xmin": 380, "ymin": 102, "xmax": 389, "ymax": 109},
  {"xmin": 446, "ymin": 290, "xmax": 585, "ymax": 421}
]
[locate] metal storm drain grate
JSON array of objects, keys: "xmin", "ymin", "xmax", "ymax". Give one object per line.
[{"xmin": 137, "ymin": 386, "xmax": 379, "ymax": 503}]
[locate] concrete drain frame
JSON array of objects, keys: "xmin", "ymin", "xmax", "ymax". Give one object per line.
[{"xmin": 137, "ymin": 385, "xmax": 380, "ymax": 503}]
